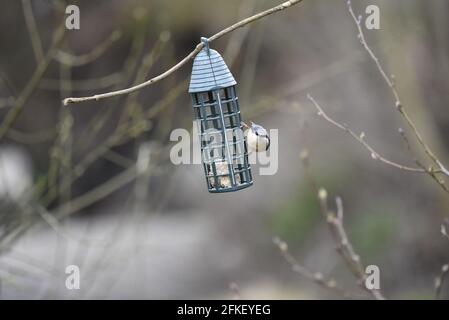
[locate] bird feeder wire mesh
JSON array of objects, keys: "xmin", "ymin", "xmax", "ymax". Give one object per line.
[{"xmin": 189, "ymin": 38, "xmax": 253, "ymax": 193}]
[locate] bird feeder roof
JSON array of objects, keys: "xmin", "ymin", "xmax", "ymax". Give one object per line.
[{"xmin": 189, "ymin": 46, "xmax": 236, "ymax": 93}]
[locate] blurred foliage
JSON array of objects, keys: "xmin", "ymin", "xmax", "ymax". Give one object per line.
[{"xmin": 349, "ymin": 207, "xmax": 398, "ymax": 259}]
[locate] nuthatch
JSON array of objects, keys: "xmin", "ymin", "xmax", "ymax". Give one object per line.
[{"xmin": 242, "ymin": 121, "xmax": 270, "ymax": 153}]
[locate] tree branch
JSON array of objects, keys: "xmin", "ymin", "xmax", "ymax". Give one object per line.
[
  {"xmin": 347, "ymin": 0, "xmax": 449, "ymax": 178},
  {"xmin": 62, "ymin": 0, "xmax": 304, "ymax": 105},
  {"xmin": 442, "ymin": 222, "xmax": 449, "ymax": 241},
  {"xmin": 55, "ymin": 30, "xmax": 122, "ymax": 67},
  {"xmin": 317, "ymin": 188, "xmax": 385, "ymax": 300},
  {"xmin": 21, "ymin": 0, "xmax": 44, "ymax": 63},
  {"xmin": 300, "ymin": 150, "xmax": 385, "ymax": 300},
  {"xmin": 435, "ymin": 263, "xmax": 449, "ymax": 300},
  {"xmin": 307, "ymin": 94, "xmax": 428, "ymax": 174},
  {"xmin": 0, "ymin": 24, "xmax": 65, "ymax": 139},
  {"xmin": 273, "ymin": 236, "xmax": 354, "ymax": 297}
]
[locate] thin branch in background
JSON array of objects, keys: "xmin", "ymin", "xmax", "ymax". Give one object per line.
[
  {"xmin": 40, "ymin": 73, "xmax": 123, "ymax": 91},
  {"xmin": 44, "ymin": 80, "xmax": 185, "ymax": 207},
  {"xmin": 28, "ymin": 31, "xmax": 152, "ymax": 208},
  {"xmin": 435, "ymin": 263, "xmax": 449, "ymax": 300},
  {"xmin": 223, "ymin": 0, "xmax": 257, "ymax": 66},
  {"xmin": 63, "ymin": 0, "xmax": 305, "ymax": 105},
  {"xmin": 103, "ymin": 150, "xmax": 136, "ymax": 169},
  {"xmin": 52, "ymin": 144, "xmax": 167, "ymax": 221},
  {"xmin": 317, "ymin": 188, "xmax": 385, "ymax": 300},
  {"xmin": 347, "ymin": 0, "xmax": 449, "ymax": 178},
  {"xmin": 398, "ymin": 127, "xmax": 427, "ymax": 169},
  {"xmin": 21, "ymin": 0, "xmax": 44, "ymax": 63},
  {"xmin": 273, "ymin": 237, "xmax": 351, "ymax": 297},
  {"xmin": 46, "ymin": 89, "xmax": 73, "ymax": 204},
  {"xmin": 228, "ymin": 282, "xmax": 241, "ymax": 300},
  {"xmin": 0, "ymin": 97, "xmax": 15, "ymax": 110},
  {"xmin": 307, "ymin": 95, "xmax": 449, "ymax": 194},
  {"xmin": 116, "ymin": 37, "xmax": 167, "ymax": 126},
  {"xmin": 442, "ymin": 220, "xmax": 449, "ymax": 241},
  {"xmin": 300, "ymin": 150, "xmax": 385, "ymax": 300},
  {"xmin": 307, "ymin": 94, "xmax": 428, "ymax": 174},
  {"xmin": 436, "ymin": 220, "xmax": 449, "ymax": 299},
  {"xmin": 36, "ymin": 206, "xmax": 110, "ymax": 247},
  {"xmin": 73, "ymin": 31, "xmax": 146, "ymax": 149},
  {"xmin": 397, "ymin": 127, "xmax": 448, "ymax": 192},
  {"xmin": 55, "ymin": 30, "xmax": 122, "ymax": 67},
  {"xmin": 6, "ymin": 127, "xmax": 57, "ymax": 144},
  {"xmin": 53, "ymin": 165, "xmax": 139, "ymax": 220},
  {"xmin": 0, "ymin": 24, "xmax": 66, "ymax": 139}
]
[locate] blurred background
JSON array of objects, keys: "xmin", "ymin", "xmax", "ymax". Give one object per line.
[{"xmin": 0, "ymin": 0, "xmax": 449, "ymax": 299}]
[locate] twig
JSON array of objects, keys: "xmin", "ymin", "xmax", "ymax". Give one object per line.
[
  {"xmin": 307, "ymin": 94, "xmax": 428, "ymax": 173},
  {"xmin": 40, "ymin": 72, "xmax": 123, "ymax": 91},
  {"xmin": 435, "ymin": 264, "xmax": 449, "ymax": 300},
  {"xmin": 55, "ymin": 30, "xmax": 122, "ymax": 66},
  {"xmin": 21, "ymin": 0, "xmax": 44, "ymax": 63},
  {"xmin": 37, "ymin": 206, "xmax": 109, "ymax": 247},
  {"xmin": 0, "ymin": 97, "xmax": 15, "ymax": 110},
  {"xmin": 273, "ymin": 237, "xmax": 352, "ymax": 297},
  {"xmin": 442, "ymin": 221, "xmax": 449, "ymax": 241},
  {"xmin": 398, "ymin": 128, "xmax": 449, "ymax": 193},
  {"xmin": 103, "ymin": 150, "xmax": 136, "ymax": 169},
  {"xmin": 53, "ymin": 164, "xmax": 139, "ymax": 219},
  {"xmin": 73, "ymin": 32, "xmax": 146, "ymax": 148},
  {"xmin": 300, "ymin": 151, "xmax": 385, "ymax": 300},
  {"xmin": 6, "ymin": 127, "xmax": 57, "ymax": 144},
  {"xmin": 347, "ymin": 0, "xmax": 449, "ymax": 178},
  {"xmin": 0, "ymin": 24, "xmax": 65, "ymax": 139},
  {"xmin": 436, "ymin": 221, "xmax": 449, "ymax": 299},
  {"xmin": 229, "ymin": 282, "xmax": 242, "ymax": 300},
  {"xmin": 317, "ymin": 189, "xmax": 385, "ymax": 300},
  {"xmin": 62, "ymin": 0, "xmax": 304, "ymax": 105}
]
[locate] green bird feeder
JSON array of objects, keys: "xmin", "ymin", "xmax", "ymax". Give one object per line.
[{"xmin": 189, "ymin": 37, "xmax": 253, "ymax": 193}]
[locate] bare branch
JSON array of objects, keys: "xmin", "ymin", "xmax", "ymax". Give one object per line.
[
  {"xmin": 273, "ymin": 237, "xmax": 350, "ymax": 297},
  {"xmin": 299, "ymin": 151, "xmax": 385, "ymax": 299},
  {"xmin": 40, "ymin": 73, "xmax": 123, "ymax": 91},
  {"xmin": 63, "ymin": 0, "xmax": 304, "ymax": 105},
  {"xmin": 442, "ymin": 221, "xmax": 449, "ymax": 241},
  {"xmin": 0, "ymin": 97, "xmax": 15, "ymax": 110},
  {"xmin": 228, "ymin": 282, "xmax": 242, "ymax": 300},
  {"xmin": 53, "ymin": 165, "xmax": 138, "ymax": 219},
  {"xmin": 0, "ymin": 24, "xmax": 65, "ymax": 139},
  {"xmin": 307, "ymin": 94, "xmax": 428, "ymax": 173},
  {"xmin": 398, "ymin": 128, "xmax": 449, "ymax": 193},
  {"xmin": 21, "ymin": 0, "xmax": 44, "ymax": 63},
  {"xmin": 347, "ymin": 0, "xmax": 449, "ymax": 178},
  {"xmin": 317, "ymin": 188, "xmax": 385, "ymax": 300},
  {"xmin": 435, "ymin": 263, "xmax": 449, "ymax": 300},
  {"xmin": 55, "ymin": 30, "xmax": 122, "ymax": 66}
]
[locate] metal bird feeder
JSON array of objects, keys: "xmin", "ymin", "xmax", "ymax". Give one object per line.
[{"xmin": 189, "ymin": 37, "xmax": 253, "ymax": 193}]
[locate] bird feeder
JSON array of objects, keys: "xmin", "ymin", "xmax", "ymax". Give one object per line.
[{"xmin": 189, "ymin": 37, "xmax": 253, "ymax": 193}]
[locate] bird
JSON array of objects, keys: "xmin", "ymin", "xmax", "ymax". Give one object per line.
[{"xmin": 242, "ymin": 121, "xmax": 270, "ymax": 153}]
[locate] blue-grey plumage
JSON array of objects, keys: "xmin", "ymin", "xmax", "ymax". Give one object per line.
[{"xmin": 243, "ymin": 121, "xmax": 270, "ymax": 152}]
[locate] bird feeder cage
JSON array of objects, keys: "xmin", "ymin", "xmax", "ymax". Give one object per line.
[{"xmin": 189, "ymin": 37, "xmax": 253, "ymax": 193}]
